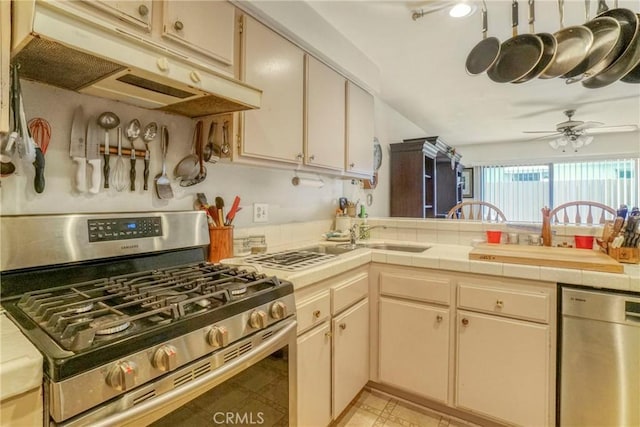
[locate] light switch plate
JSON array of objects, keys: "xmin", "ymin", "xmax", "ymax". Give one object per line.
[{"xmin": 253, "ymin": 203, "xmax": 268, "ymax": 223}]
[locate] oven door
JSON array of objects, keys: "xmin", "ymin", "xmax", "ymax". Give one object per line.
[{"xmin": 58, "ymin": 318, "xmax": 297, "ymax": 427}]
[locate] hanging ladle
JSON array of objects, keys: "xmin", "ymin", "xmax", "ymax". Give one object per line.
[{"xmin": 97, "ymin": 112, "xmax": 120, "ymax": 188}]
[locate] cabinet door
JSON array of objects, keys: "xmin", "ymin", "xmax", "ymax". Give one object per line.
[
  {"xmin": 241, "ymin": 15, "xmax": 304, "ymax": 164},
  {"xmin": 83, "ymin": 0, "xmax": 153, "ymax": 30},
  {"xmin": 345, "ymin": 81, "xmax": 374, "ymax": 176},
  {"xmin": 379, "ymin": 298, "xmax": 449, "ymax": 403},
  {"xmin": 456, "ymin": 311, "xmax": 549, "ymax": 426},
  {"xmin": 162, "ymin": 0, "xmax": 235, "ymax": 65},
  {"xmin": 332, "ymin": 298, "xmax": 369, "ymax": 419},
  {"xmin": 305, "ymin": 55, "xmax": 345, "ymax": 171},
  {"xmin": 297, "ymin": 323, "xmax": 332, "ymax": 427}
]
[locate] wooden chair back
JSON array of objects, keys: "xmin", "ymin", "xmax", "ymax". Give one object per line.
[
  {"xmin": 446, "ymin": 201, "xmax": 507, "ymax": 222},
  {"xmin": 548, "ymin": 201, "xmax": 616, "ymax": 225}
]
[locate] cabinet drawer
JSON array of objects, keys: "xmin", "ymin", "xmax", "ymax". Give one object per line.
[
  {"xmin": 331, "ymin": 272, "xmax": 368, "ymax": 315},
  {"xmin": 296, "ymin": 290, "xmax": 330, "ymax": 335},
  {"xmin": 380, "ymin": 272, "xmax": 450, "ymax": 305},
  {"xmin": 458, "ymin": 283, "xmax": 550, "ymax": 323}
]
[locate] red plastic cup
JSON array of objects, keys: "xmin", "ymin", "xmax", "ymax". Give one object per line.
[
  {"xmin": 574, "ymin": 235, "xmax": 594, "ymax": 249},
  {"xmin": 486, "ymin": 230, "xmax": 502, "ymax": 244}
]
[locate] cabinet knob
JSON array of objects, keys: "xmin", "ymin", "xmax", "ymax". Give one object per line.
[
  {"xmin": 309, "ymin": 154, "xmax": 315, "ymax": 161},
  {"xmin": 339, "ymin": 323, "xmax": 347, "ymax": 330},
  {"xmin": 324, "ymin": 331, "xmax": 332, "ymax": 338},
  {"xmin": 349, "ymin": 162, "xmax": 355, "ymax": 169},
  {"xmin": 313, "ymin": 310, "xmax": 321, "ymax": 318},
  {"xmin": 461, "ymin": 318, "xmax": 469, "ymax": 326},
  {"xmin": 296, "ymin": 153, "xmax": 303, "ymax": 161},
  {"xmin": 496, "ymin": 300, "xmax": 504, "ymax": 308},
  {"xmin": 156, "ymin": 57, "xmax": 169, "ymax": 72},
  {"xmin": 190, "ymin": 71, "xmax": 201, "ymax": 83},
  {"xmin": 436, "ymin": 315, "xmax": 443, "ymax": 323},
  {"xmin": 173, "ymin": 20, "xmax": 184, "ymax": 31},
  {"xmin": 138, "ymin": 4, "xmax": 149, "ymax": 17}
]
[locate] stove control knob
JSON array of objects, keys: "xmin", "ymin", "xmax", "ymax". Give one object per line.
[
  {"xmin": 106, "ymin": 361, "xmax": 138, "ymax": 391},
  {"xmin": 270, "ymin": 301, "xmax": 287, "ymax": 320},
  {"xmin": 207, "ymin": 326, "xmax": 229, "ymax": 348},
  {"xmin": 152, "ymin": 345, "xmax": 178, "ymax": 372},
  {"xmin": 249, "ymin": 310, "xmax": 268, "ymax": 329}
]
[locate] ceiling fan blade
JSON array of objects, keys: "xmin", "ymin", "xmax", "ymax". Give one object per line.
[
  {"xmin": 572, "ymin": 121, "xmax": 604, "ymax": 131},
  {"xmin": 585, "ymin": 125, "xmax": 639, "ymax": 134},
  {"xmin": 523, "ymin": 130, "xmax": 558, "ymax": 134},
  {"xmin": 526, "ymin": 132, "xmax": 562, "ymax": 141}
]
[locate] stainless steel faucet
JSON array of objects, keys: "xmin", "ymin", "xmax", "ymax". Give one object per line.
[{"xmin": 350, "ymin": 224, "xmax": 387, "ymax": 245}]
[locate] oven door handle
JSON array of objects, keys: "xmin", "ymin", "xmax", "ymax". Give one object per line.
[{"xmin": 85, "ymin": 319, "xmax": 297, "ymax": 427}]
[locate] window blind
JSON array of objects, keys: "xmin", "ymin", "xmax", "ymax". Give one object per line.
[{"xmin": 480, "ymin": 158, "xmax": 639, "ymax": 222}]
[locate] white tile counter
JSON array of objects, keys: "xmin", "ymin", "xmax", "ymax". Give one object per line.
[{"xmin": 241, "ymin": 240, "xmax": 639, "ymax": 293}]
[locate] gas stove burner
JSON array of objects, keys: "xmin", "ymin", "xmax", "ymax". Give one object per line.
[
  {"xmin": 229, "ymin": 285, "xmax": 247, "ymax": 296},
  {"xmin": 90, "ymin": 314, "xmax": 131, "ymax": 336},
  {"xmin": 73, "ymin": 302, "xmax": 94, "ymax": 314}
]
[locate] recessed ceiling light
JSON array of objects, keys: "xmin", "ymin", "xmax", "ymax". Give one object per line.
[{"xmin": 449, "ymin": 2, "xmax": 475, "ymax": 18}]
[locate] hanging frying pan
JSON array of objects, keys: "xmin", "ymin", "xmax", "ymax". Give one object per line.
[
  {"xmin": 582, "ymin": 1, "xmax": 639, "ymax": 88},
  {"xmin": 487, "ymin": 0, "xmax": 544, "ymax": 83},
  {"xmin": 540, "ymin": 0, "xmax": 594, "ymax": 79},
  {"xmin": 466, "ymin": 0, "xmax": 501, "ymax": 75},
  {"xmin": 621, "ymin": 13, "xmax": 640, "ymax": 83},
  {"xmin": 564, "ymin": 0, "xmax": 623, "ymax": 83},
  {"xmin": 513, "ymin": 0, "xmax": 557, "ymax": 83}
]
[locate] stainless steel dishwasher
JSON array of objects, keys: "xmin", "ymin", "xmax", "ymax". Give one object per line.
[{"xmin": 559, "ymin": 286, "xmax": 640, "ymax": 427}]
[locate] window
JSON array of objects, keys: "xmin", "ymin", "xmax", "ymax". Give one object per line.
[{"xmin": 480, "ymin": 159, "xmax": 639, "ymax": 222}]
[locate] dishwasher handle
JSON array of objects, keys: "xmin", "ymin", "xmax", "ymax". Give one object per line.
[{"xmin": 626, "ymin": 301, "xmax": 640, "ymax": 323}]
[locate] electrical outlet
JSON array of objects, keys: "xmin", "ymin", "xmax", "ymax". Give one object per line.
[{"xmin": 253, "ymin": 203, "xmax": 269, "ymax": 223}]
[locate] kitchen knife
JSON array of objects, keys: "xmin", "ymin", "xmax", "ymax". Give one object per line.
[
  {"xmin": 85, "ymin": 119, "xmax": 102, "ymax": 194},
  {"xmin": 70, "ymin": 106, "xmax": 87, "ymax": 192}
]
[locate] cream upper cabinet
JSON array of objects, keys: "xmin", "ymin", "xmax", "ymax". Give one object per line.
[
  {"xmin": 305, "ymin": 55, "xmax": 345, "ymax": 171},
  {"xmin": 83, "ymin": 0, "xmax": 153, "ymax": 31},
  {"xmin": 240, "ymin": 15, "xmax": 304, "ymax": 164},
  {"xmin": 346, "ymin": 81, "xmax": 374, "ymax": 177},
  {"xmin": 297, "ymin": 322, "xmax": 332, "ymax": 427},
  {"xmin": 332, "ymin": 297, "xmax": 369, "ymax": 419},
  {"xmin": 379, "ymin": 298, "xmax": 449, "ymax": 403},
  {"xmin": 162, "ymin": 0, "xmax": 235, "ymax": 66},
  {"xmin": 456, "ymin": 311, "xmax": 550, "ymax": 426}
]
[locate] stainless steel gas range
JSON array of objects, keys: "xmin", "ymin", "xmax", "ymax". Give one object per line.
[{"xmin": 0, "ymin": 212, "xmax": 297, "ymax": 427}]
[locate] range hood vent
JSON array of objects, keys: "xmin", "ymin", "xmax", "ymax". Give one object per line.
[{"xmin": 11, "ymin": 1, "xmax": 261, "ymax": 117}]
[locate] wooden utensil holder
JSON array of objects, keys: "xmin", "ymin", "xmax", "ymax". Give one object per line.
[
  {"xmin": 608, "ymin": 247, "xmax": 640, "ymax": 264},
  {"xmin": 208, "ymin": 226, "xmax": 233, "ymax": 262}
]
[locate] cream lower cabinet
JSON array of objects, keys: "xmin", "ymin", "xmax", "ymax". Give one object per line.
[
  {"xmin": 332, "ymin": 298, "xmax": 369, "ymax": 418},
  {"xmin": 295, "ymin": 267, "xmax": 370, "ymax": 426},
  {"xmin": 379, "ymin": 298, "xmax": 449, "ymax": 403},
  {"xmin": 297, "ymin": 322, "xmax": 332, "ymax": 427},
  {"xmin": 455, "ymin": 280, "xmax": 552, "ymax": 426},
  {"xmin": 456, "ymin": 311, "xmax": 549, "ymax": 426}
]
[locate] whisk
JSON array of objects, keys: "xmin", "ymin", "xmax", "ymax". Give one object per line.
[
  {"xmin": 28, "ymin": 118, "xmax": 51, "ymax": 154},
  {"xmin": 111, "ymin": 127, "xmax": 127, "ymax": 192}
]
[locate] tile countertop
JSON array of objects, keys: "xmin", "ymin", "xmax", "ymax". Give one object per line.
[{"xmin": 228, "ymin": 240, "xmax": 640, "ymax": 293}]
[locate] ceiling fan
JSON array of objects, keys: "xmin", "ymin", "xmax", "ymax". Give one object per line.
[
  {"xmin": 523, "ymin": 110, "xmax": 639, "ymax": 152},
  {"xmin": 524, "ymin": 109, "xmax": 639, "ymax": 140}
]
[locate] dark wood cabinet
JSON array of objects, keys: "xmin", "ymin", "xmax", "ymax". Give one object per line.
[{"xmin": 390, "ymin": 137, "xmax": 462, "ymax": 218}]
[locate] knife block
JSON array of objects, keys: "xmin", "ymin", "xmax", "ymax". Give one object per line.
[
  {"xmin": 208, "ymin": 226, "xmax": 233, "ymax": 262},
  {"xmin": 608, "ymin": 247, "xmax": 639, "ymax": 264}
]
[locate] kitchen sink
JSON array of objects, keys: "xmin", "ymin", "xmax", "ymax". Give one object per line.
[
  {"xmin": 299, "ymin": 245, "xmax": 362, "ymax": 255},
  {"xmin": 302, "ymin": 243, "xmax": 431, "ymax": 255},
  {"xmin": 362, "ymin": 243, "xmax": 431, "ymax": 253}
]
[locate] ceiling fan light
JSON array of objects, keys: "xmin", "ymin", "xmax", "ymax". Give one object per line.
[
  {"xmin": 549, "ymin": 139, "xmax": 559, "ymax": 149},
  {"xmin": 583, "ymin": 136, "xmax": 594, "ymax": 146},
  {"xmin": 449, "ymin": 2, "xmax": 475, "ymax": 18}
]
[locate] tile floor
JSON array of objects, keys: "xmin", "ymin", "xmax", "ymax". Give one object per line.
[{"xmin": 332, "ymin": 389, "xmax": 481, "ymax": 427}]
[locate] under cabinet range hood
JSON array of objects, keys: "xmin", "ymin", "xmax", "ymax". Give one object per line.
[{"xmin": 11, "ymin": 1, "xmax": 261, "ymax": 117}]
